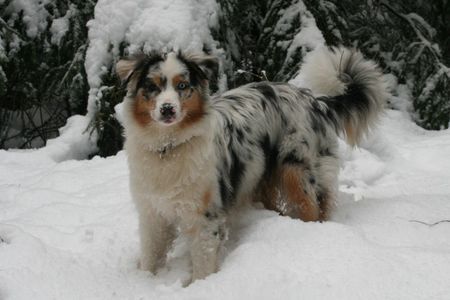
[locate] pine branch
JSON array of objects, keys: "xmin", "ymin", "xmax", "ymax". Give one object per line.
[
  {"xmin": 24, "ymin": 109, "xmax": 46, "ymax": 144},
  {"xmin": 236, "ymin": 69, "xmax": 269, "ymax": 81},
  {"xmin": 0, "ymin": 17, "xmax": 23, "ymax": 38},
  {"xmin": 58, "ymin": 44, "xmax": 86, "ymax": 90},
  {"xmin": 377, "ymin": 0, "xmax": 440, "ymax": 62}
]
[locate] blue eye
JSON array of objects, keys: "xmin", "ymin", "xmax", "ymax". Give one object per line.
[{"xmin": 177, "ymin": 82, "xmax": 189, "ymax": 90}]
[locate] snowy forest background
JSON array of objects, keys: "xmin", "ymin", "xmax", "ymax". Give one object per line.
[{"xmin": 0, "ymin": 0, "xmax": 449, "ymax": 156}]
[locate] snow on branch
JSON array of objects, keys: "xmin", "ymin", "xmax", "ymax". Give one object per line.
[
  {"xmin": 0, "ymin": 17, "xmax": 23, "ymax": 38},
  {"xmin": 378, "ymin": 0, "xmax": 441, "ymax": 63}
]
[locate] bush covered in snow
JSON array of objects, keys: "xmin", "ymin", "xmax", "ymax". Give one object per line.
[{"xmin": 0, "ymin": 0, "xmax": 95, "ymax": 149}]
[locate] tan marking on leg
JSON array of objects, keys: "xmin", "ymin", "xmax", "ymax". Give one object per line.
[
  {"xmin": 318, "ymin": 191, "xmax": 334, "ymax": 221},
  {"xmin": 196, "ymin": 189, "xmax": 212, "ymax": 215},
  {"xmin": 202, "ymin": 189, "xmax": 212, "ymax": 208},
  {"xmin": 197, "ymin": 189, "xmax": 212, "ymax": 215},
  {"xmin": 256, "ymin": 172, "xmax": 280, "ymax": 212},
  {"xmin": 344, "ymin": 121, "xmax": 358, "ymax": 146},
  {"xmin": 280, "ymin": 166, "xmax": 320, "ymax": 221}
]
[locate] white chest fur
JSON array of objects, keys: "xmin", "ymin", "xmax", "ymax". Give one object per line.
[{"xmin": 126, "ymin": 134, "xmax": 217, "ymax": 222}]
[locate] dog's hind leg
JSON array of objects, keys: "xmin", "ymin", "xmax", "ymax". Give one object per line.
[
  {"xmin": 314, "ymin": 153, "xmax": 339, "ymax": 221},
  {"xmin": 316, "ymin": 190, "xmax": 334, "ymax": 221},
  {"xmin": 278, "ymin": 164, "xmax": 321, "ymax": 222},
  {"xmin": 138, "ymin": 209, "xmax": 175, "ymax": 274},
  {"xmin": 256, "ymin": 171, "xmax": 281, "ymax": 213}
]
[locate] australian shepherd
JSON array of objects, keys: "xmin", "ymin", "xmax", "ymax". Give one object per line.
[{"xmin": 116, "ymin": 47, "xmax": 386, "ymax": 283}]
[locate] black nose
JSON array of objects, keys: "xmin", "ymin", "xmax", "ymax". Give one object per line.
[{"xmin": 160, "ymin": 103, "xmax": 175, "ymax": 118}]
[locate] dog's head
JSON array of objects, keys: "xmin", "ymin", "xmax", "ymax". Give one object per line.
[{"xmin": 116, "ymin": 51, "xmax": 218, "ymax": 128}]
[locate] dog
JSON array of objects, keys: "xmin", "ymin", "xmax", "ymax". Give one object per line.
[{"xmin": 116, "ymin": 47, "xmax": 386, "ymax": 283}]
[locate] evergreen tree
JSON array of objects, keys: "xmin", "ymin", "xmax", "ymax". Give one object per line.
[
  {"xmin": 213, "ymin": 0, "xmax": 324, "ymax": 86},
  {"xmin": 0, "ymin": 0, "xmax": 96, "ymax": 148},
  {"xmin": 89, "ymin": 59, "xmax": 126, "ymax": 158}
]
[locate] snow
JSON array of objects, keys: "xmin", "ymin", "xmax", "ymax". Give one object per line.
[
  {"xmin": 85, "ymin": 0, "xmax": 218, "ymax": 91},
  {"xmin": 406, "ymin": 13, "xmax": 436, "ymax": 40},
  {"xmin": 50, "ymin": 5, "xmax": 73, "ymax": 46},
  {"xmin": 5, "ymin": 0, "xmax": 52, "ymax": 38},
  {"xmin": 418, "ymin": 65, "xmax": 449, "ymax": 103},
  {"xmin": 1, "ymin": 109, "xmax": 450, "ymax": 299},
  {"xmin": 269, "ymin": 0, "xmax": 325, "ymax": 80},
  {"xmin": 284, "ymin": 1, "xmax": 325, "ymax": 53}
]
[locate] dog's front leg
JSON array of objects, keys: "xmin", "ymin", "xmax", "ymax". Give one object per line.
[
  {"xmin": 138, "ymin": 208, "xmax": 175, "ymax": 274},
  {"xmin": 188, "ymin": 209, "xmax": 227, "ymax": 282}
]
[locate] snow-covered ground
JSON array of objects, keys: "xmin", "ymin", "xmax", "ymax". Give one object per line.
[{"xmin": 1, "ymin": 109, "xmax": 450, "ymax": 300}]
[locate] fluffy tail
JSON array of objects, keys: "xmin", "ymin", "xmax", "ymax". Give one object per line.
[{"xmin": 299, "ymin": 46, "xmax": 387, "ymax": 145}]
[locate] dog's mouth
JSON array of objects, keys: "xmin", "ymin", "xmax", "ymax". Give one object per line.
[{"xmin": 161, "ymin": 116, "xmax": 177, "ymax": 125}]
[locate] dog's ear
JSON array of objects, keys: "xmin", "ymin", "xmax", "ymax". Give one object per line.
[
  {"xmin": 179, "ymin": 53, "xmax": 219, "ymax": 85},
  {"xmin": 116, "ymin": 53, "xmax": 165, "ymax": 93},
  {"xmin": 195, "ymin": 55, "xmax": 219, "ymax": 84},
  {"xmin": 116, "ymin": 59, "xmax": 137, "ymax": 84}
]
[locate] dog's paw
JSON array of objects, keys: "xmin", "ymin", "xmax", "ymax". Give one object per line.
[{"xmin": 182, "ymin": 277, "xmax": 192, "ymax": 287}]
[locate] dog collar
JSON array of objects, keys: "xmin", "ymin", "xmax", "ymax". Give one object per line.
[{"xmin": 156, "ymin": 143, "xmax": 173, "ymax": 158}]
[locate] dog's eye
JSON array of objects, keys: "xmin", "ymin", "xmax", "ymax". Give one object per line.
[
  {"xmin": 143, "ymin": 82, "xmax": 160, "ymax": 94},
  {"xmin": 176, "ymin": 82, "xmax": 189, "ymax": 90}
]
